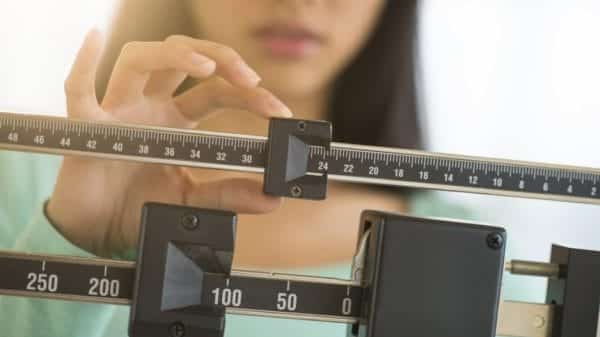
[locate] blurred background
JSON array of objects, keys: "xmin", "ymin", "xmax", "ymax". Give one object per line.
[{"xmin": 1, "ymin": 0, "xmax": 599, "ymax": 304}]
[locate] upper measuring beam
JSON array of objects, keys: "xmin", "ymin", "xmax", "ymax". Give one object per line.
[{"xmin": 1, "ymin": 111, "xmax": 600, "ymax": 204}]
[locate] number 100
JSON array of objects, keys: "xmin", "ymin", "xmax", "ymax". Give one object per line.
[{"xmin": 212, "ymin": 288, "xmax": 242, "ymax": 307}]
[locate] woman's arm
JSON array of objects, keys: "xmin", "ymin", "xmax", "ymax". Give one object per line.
[{"xmin": 0, "ymin": 151, "xmax": 131, "ymax": 337}]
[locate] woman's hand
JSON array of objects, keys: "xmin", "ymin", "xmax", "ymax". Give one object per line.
[{"xmin": 47, "ymin": 30, "xmax": 291, "ymax": 256}]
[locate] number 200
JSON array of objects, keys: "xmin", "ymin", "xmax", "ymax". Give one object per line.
[{"xmin": 88, "ymin": 277, "xmax": 120, "ymax": 297}]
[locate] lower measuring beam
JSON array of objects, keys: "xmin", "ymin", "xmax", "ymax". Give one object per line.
[
  {"xmin": 0, "ymin": 250, "xmax": 556, "ymax": 337},
  {"xmin": 0, "ymin": 250, "xmax": 361, "ymax": 324}
]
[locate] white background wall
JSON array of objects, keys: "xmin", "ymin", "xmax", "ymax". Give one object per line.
[
  {"xmin": 420, "ymin": 0, "xmax": 600, "ymax": 301},
  {"xmin": 1, "ymin": 1, "xmax": 599, "ymax": 303},
  {"xmin": 0, "ymin": 1, "xmax": 116, "ymax": 114}
]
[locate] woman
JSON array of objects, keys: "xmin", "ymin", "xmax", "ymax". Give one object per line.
[{"xmin": 0, "ymin": 1, "xmax": 467, "ymax": 336}]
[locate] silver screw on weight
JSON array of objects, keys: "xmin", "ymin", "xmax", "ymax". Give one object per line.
[
  {"xmin": 169, "ymin": 322, "xmax": 185, "ymax": 337},
  {"xmin": 181, "ymin": 214, "xmax": 199, "ymax": 231},
  {"xmin": 290, "ymin": 185, "xmax": 303, "ymax": 198},
  {"xmin": 486, "ymin": 232, "xmax": 504, "ymax": 250}
]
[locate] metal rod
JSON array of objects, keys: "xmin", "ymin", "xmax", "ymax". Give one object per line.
[{"xmin": 505, "ymin": 260, "xmax": 561, "ymax": 278}]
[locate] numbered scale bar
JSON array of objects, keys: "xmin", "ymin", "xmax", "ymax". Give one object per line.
[
  {"xmin": 0, "ymin": 251, "xmax": 362, "ymax": 324},
  {"xmin": 2, "ymin": 111, "xmax": 600, "ymax": 204}
]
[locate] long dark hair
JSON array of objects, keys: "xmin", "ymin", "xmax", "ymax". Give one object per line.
[
  {"xmin": 330, "ymin": 0, "xmax": 421, "ymax": 149},
  {"xmin": 97, "ymin": 0, "xmax": 422, "ymax": 149}
]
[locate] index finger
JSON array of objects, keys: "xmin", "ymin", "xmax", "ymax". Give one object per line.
[{"xmin": 164, "ymin": 35, "xmax": 261, "ymax": 88}]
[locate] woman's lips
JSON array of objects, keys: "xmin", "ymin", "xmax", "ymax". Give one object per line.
[{"xmin": 254, "ymin": 25, "xmax": 324, "ymax": 59}]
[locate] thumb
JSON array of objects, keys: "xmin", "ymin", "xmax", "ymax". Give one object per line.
[
  {"xmin": 64, "ymin": 28, "xmax": 105, "ymax": 119},
  {"xmin": 185, "ymin": 178, "xmax": 283, "ymax": 214}
]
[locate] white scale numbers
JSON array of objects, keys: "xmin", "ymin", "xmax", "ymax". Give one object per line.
[
  {"xmin": 212, "ymin": 287, "xmax": 242, "ymax": 307},
  {"xmin": 25, "ymin": 261, "xmax": 58, "ymax": 293},
  {"xmin": 88, "ymin": 277, "xmax": 120, "ymax": 297},
  {"xmin": 211, "ymin": 283, "xmax": 354, "ymax": 315},
  {"xmin": 277, "ymin": 292, "xmax": 298, "ymax": 311},
  {"xmin": 26, "ymin": 272, "xmax": 58, "ymax": 293},
  {"xmin": 23, "ymin": 263, "xmax": 121, "ymax": 297}
]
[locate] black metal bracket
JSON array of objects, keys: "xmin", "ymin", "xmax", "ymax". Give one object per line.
[
  {"xmin": 351, "ymin": 211, "xmax": 506, "ymax": 337},
  {"xmin": 129, "ymin": 203, "xmax": 237, "ymax": 337},
  {"xmin": 546, "ymin": 245, "xmax": 600, "ymax": 337},
  {"xmin": 264, "ymin": 118, "xmax": 332, "ymax": 200}
]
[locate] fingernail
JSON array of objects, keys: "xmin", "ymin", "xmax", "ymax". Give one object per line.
[
  {"xmin": 84, "ymin": 27, "xmax": 105, "ymax": 51},
  {"xmin": 236, "ymin": 60, "xmax": 261, "ymax": 86},
  {"xmin": 270, "ymin": 97, "xmax": 293, "ymax": 117},
  {"xmin": 188, "ymin": 53, "xmax": 216, "ymax": 74},
  {"xmin": 85, "ymin": 27, "xmax": 101, "ymax": 39}
]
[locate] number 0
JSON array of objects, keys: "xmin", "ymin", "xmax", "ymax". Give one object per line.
[{"xmin": 342, "ymin": 297, "xmax": 352, "ymax": 315}]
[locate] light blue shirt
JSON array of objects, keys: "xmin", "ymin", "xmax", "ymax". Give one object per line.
[{"xmin": 0, "ymin": 150, "xmax": 472, "ymax": 337}]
